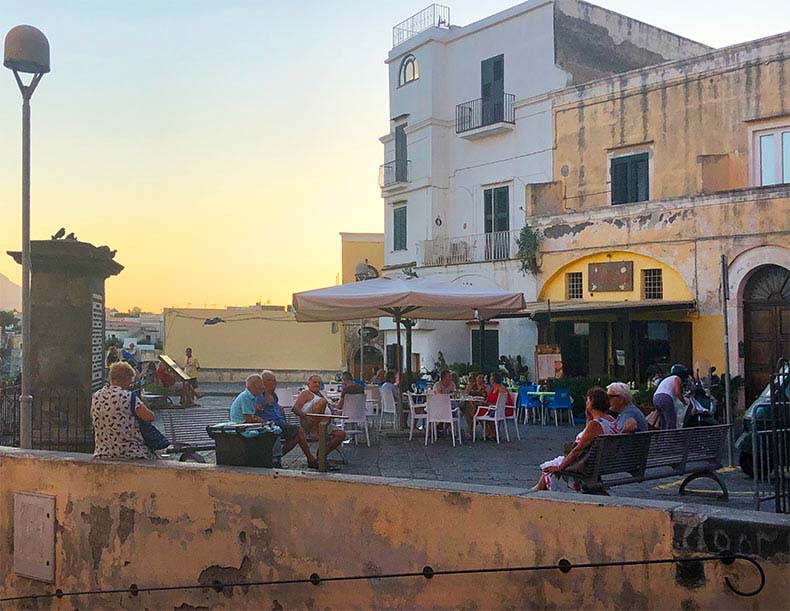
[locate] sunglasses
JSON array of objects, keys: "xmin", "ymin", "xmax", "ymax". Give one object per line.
[{"xmin": 607, "ymin": 393, "xmax": 621, "ymax": 398}]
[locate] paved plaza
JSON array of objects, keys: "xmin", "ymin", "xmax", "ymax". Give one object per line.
[{"xmin": 177, "ymin": 387, "xmax": 760, "ymax": 512}]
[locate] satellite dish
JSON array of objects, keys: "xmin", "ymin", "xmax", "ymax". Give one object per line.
[
  {"xmin": 354, "ymin": 260, "xmax": 380, "ymax": 281},
  {"xmin": 358, "ymin": 326, "xmax": 379, "ymax": 340}
]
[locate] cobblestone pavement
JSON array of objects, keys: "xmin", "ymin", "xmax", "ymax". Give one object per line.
[{"xmin": 187, "ymin": 391, "xmax": 760, "ymax": 512}]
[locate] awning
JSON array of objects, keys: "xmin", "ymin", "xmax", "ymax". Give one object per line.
[{"xmin": 495, "ymin": 299, "xmax": 697, "ymax": 319}]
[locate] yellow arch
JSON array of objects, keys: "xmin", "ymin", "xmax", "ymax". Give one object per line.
[{"xmin": 538, "ymin": 250, "xmax": 693, "ymax": 302}]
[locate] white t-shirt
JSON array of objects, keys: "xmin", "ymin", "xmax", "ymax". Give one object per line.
[{"xmin": 655, "ymin": 375, "xmax": 679, "ymax": 397}]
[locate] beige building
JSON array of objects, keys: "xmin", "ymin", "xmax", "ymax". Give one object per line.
[
  {"xmin": 340, "ymin": 232, "xmax": 385, "ymax": 379},
  {"xmin": 524, "ymin": 33, "xmax": 789, "ymax": 404},
  {"xmin": 163, "ymin": 306, "xmax": 342, "ymax": 383}
]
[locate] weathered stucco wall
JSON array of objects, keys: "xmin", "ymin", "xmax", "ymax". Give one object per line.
[
  {"xmin": 550, "ymin": 34, "xmax": 788, "ymax": 210},
  {"xmin": 1, "ymin": 448, "xmax": 788, "ymax": 609},
  {"xmin": 532, "ymin": 188, "xmax": 789, "ymax": 376}
]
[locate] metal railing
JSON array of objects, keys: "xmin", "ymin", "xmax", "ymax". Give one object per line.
[
  {"xmin": 421, "ymin": 230, "xmax": 517, "ymax": 266},
  {"xmin": 393, "ymin": 4, "xmax": 450, "ymax": 47},
  {"xmin": 456, "ymin": 93, "xmax": 515, "ymax": 134},
  {"xmin": 0, "ymin": 385, "xmax": 93, "ymax": 453},
  {"xmin": 752, "ymin": 359, "xmax": 789, "ymax": 513},
  {"xmin": 379, "ymin": 160, "xmax": 410, "ymax": 188}
]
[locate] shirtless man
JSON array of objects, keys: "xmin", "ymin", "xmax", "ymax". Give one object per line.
[{"xmin": 293, "ymin": 374, "xmax": 346, "ymax": 456}]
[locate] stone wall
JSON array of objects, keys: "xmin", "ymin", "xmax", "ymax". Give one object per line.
[{"xmin": 1, "ymin": 448, "xmax": 788, "ymax": 609}]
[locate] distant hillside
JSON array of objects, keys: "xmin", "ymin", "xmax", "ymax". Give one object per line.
[{"xmin": 0, "ymin": 273, "xmax": 22, "ymax": 311}]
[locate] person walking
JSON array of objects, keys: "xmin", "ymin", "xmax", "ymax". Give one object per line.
[{"xmin": 184, "ymin": 347, "xmax": 201, "ymax": 389}]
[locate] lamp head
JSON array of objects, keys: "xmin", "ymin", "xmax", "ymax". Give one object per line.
[{"xmin": 4, "ymin": 25, "xmax": 50, "ymax": 74}]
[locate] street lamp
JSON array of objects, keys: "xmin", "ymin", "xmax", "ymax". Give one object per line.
[
  {"xmin": 4, "ymin": 25, "xmax": 50, "ymax": 449},
  {"xmin": 354, "ymin": 260, "xmax": 379, "ymax": 381}
]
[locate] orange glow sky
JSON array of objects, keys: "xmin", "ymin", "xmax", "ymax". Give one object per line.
[{"xmin": 1, "ymin": 1, "xmax": 786, "ymax": 311}]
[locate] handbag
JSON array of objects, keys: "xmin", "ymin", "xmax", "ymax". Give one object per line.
[{"xmin": 131, "ymin": 392, "xmax": 170, "ymax": 450}]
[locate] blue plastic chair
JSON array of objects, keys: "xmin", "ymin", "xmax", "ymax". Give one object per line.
[
  {"xmin": 545, "ymin": 387, "xmax": 574, "ymax": 426},
  {"xmin": 413, "ymin": 379, "xmax": 429, "ymax": 393},
  {"xmin": 517, "ymin": 385, "xmax": 543, "ymax": 424}
]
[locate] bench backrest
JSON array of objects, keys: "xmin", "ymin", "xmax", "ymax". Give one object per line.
[
  {"xmin": 158, "ymin": 354, "xmax": 193, "ymax": 381},
  {"xmin": 576, "ymin": 424, "xmax": 730, "ymax": 480},
  {"xmin": 161, "ymin": 407, "xmax": 230, "ymax": 448}
]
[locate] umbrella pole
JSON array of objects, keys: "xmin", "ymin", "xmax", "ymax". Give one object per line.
[
  {"xmin": 479, "ymin": 319, "xmax": 486, "ymax": 372},
  {"xmin": 395, "ymin": 314, "xmax": 403, "ymax": 431}
]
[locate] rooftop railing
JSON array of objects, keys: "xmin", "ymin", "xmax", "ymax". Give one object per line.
[{"xmin": 393, "ymin": 4, "xmax": 450, "ymax": 47}]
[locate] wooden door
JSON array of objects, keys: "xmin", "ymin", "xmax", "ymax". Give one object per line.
[{"xmin": 744, "ymin": 265, "xmax": 790, "ymax": 403}]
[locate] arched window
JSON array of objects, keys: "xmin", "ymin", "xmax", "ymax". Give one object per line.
[{"xmin": 399, "ymin": 55, "xmax": 418, "ymax": 86}]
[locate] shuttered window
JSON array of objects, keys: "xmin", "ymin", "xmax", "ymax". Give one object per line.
[
  {"xmin": 393, "ymin": 206, "xmax": 407, "ymax": 251},
  {"xmin": 611, "ymin": 152, "xmax": 649, "ymax": 205}
]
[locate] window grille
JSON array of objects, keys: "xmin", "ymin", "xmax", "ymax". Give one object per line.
[
  {"xmin": 566, "ymin": 272, "xmax": 583, "ymax": 300},
  {"xmin": 643, "ymin": 268, "xmax": 663, "ymax": 300}
]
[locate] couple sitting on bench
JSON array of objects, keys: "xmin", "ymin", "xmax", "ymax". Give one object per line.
[
  {"xmin": 534, "ymin": 383, "xmax": 647, "ymax": 492},
  {"xmin": 229, "ymin": 371, "xmax": 346, "ymax": 470}
]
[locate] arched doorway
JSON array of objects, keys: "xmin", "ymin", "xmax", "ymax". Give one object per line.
[
  {"xmin": 353, "ymin": 346, "xmax": 383, "ymax": 382},
  {"xmin": 743, "ymin": 264, "xmax": 790, "ymax": 403}
]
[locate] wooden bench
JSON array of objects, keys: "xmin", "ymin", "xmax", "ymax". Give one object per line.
[
  {"xmin": 158, "ymin": 406, "xmax": 229, "ymax": 463},
  {"xmin": 158, "ymin": 354, "xmax": 197, "ymax": 407},
  {"xmin": 557, "ymin": 424, "xmax": 731, "ymax": 500}
]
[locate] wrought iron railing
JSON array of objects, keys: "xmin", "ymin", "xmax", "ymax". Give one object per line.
[
  {"xmin": 421, "ymin": 230, "xmax": 517, "ymax": 266},
  {"xmin": 379, "ymin": 160, "xmax": 410, "ymax": 188},
  {"xmin": 393, "ymin": 4, "xmax": 450, "ymax": 47},
  {"xmin": 0, "ymin": 385, "xmax": 93, "ymax": 453},
  {"xmin": 456, "ymin": 93, "xmax": 515, "ymax": 134}
]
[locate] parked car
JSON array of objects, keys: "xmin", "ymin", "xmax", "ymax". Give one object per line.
[{"xmin": 736, "ymin": 362, "xmax": 790, "ymax": 478}]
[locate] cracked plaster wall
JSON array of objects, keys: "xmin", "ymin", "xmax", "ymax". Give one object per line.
[{"xmin": 1, "ymin": 449, "xmax": 788, "ymax": 609}]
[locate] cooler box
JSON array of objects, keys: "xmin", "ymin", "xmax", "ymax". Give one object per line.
[{"xmin": 206, "ymin": 423, "xmax": 280, "ymax": 468}]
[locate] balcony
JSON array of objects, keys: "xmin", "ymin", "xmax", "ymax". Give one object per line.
[
  {"xmin": 455, "ymin": 93, "xmax": 515, "ymax": 140},
  {"xmin": 379, "ymin": 160, "xmax": 410, "ymax": 191},
  {"xmin": 392, "ymin": 4, "xmax": 450, "ymax": 47},
  {"xmin": 421, "ymin": 230, "xmax": 517, "ymax": 266}
]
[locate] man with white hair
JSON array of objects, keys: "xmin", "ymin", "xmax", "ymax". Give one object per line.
[
  {"xmin": 230, "ymin": 373, "xmax": 318, "ymax": 467},
  {"xmin": 606, "ymin": 382, "xmax": 649, "ymax": 433}
]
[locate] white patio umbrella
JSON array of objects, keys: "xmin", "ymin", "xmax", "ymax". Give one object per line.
[{"xmin": 292, "ymin": 275, "xmax": 526, "ymax": 406}]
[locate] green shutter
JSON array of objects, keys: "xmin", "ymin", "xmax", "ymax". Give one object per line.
[
  {"xmin": 611, "ymin": 153, "xmax": 649, "ymax": 205},
  {"xmin": 394, "ymin": 207, "xmax": 407, "ymax": 251}
]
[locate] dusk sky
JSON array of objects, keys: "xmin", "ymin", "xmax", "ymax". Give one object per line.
[{"xmin": 1, "ymin": 0, "xmax": 787, "ymax": 312}]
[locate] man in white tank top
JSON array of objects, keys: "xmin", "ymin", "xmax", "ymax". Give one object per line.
[{"xmin": 293, "ymin": 375, "xmax": 346, "ymax": 455}]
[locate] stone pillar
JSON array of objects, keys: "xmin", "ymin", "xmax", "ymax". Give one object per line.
[{"xmin": 8, "ymin": 239, "xmax": 123, "ymax": 450}]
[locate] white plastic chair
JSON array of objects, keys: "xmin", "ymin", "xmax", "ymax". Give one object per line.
[
  {"xmin": 342, "ymin": 393, "xmax": 370, "ymax": 447},
  {"xmin": 365, "ymin": 386, "xmax": 381, "ymax": 418},
  {"xmin": 473, "ymin": 392, "xmax": 509, "ymax": 443},
  {"xmin": 407, "ymin": 393, "xmax": 428, "ymax": 440},
  {"xmin": 425, "ymin": 394, "xmax": 461, "ymax": 447},
  {"xmin": 379, "ymin": 387, "xmax": 399, "ymax": 431}
]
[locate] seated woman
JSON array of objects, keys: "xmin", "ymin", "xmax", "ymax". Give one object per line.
[
  {"xmin": 91, "ymin": 361, "xmax": 156, "ymax": 460},
  {"xmin": 459, "ymin": 371, "xmax": 483, "ymax": 435},
  {"xmin": 380, "ymin": 370, "xmax": 399, "ymax": 402},
  {"xmin": 485, "ymin": 372, "xmax": 512, "ymax": 406},
  {"xmin": 475, "ymin": 372, "xmax": 514, "ymax": 439},
  {"xmin": 532, "ymin": 387, "xmax": 619, "ymax": 492}
]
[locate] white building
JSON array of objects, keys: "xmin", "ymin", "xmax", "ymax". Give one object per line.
[{"xmin": 379, "ymin": 0, "xmax": 710, "ymax": 375}]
